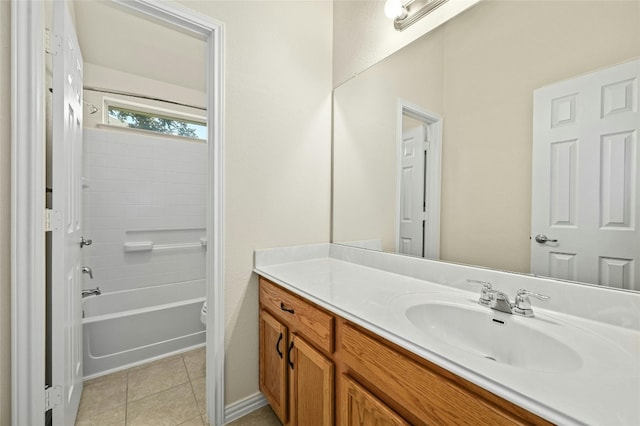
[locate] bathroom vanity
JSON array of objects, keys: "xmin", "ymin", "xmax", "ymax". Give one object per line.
[{"xmin": 254, "ymin": 244, "xmax": 640, "ymax": 425}]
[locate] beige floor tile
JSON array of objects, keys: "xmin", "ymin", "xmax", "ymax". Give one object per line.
[
  {"xmin": 127, "ymin": 354, "xmax": 183, "ymax": 374},
  {"xmin": 190, "ymin": 377, "xmax": 206, "ymax": 415},
  {"xmin": 226, "ymin": 406, "xmax": 281, "ymax": 426},
  {"xmin": 75, "ymin": 405, "xmax": 126, "ymax": 426},
  {"xmin": 182, "ymin": 347, "xmax": 206, "ymax": 380},
  {"xmin": 177, "ymin": 415, "xmax": 204, "ymax": 426},
  {"xmin": 127, "ymin": 355, "xmax": 189, "ymax": 402},
  {"xmin": 77, "ymin": 372, "xmax": 128, "ymax": 420},
  {"xmin": 126, "ymin": 383, "xmax": 199, "ymax": 426},
  {"xmin": 83, "ymin": 370, "xmax": 127, "ymax": 388}
]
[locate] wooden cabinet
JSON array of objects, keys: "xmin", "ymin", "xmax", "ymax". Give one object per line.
[
  {"xmin": 290, "ymin": 334, "xmax": 334, "ymax": 426},
  {"xmin": 339, "ymin": 322, "xmax": 546, "ymax": 426},
  {"xmin": 259, "ymin": 277, "xmax": 334, "ymax": 425},
  {"xmin": 340, "ymin": 374, "xmax": 409, "ymax": 426},
  {"xmin": 258, "ymin": 277, "xmax": 551, "ymax": 426},
  {"xmin": 259, "ymin": 310, "xmax": 288, "ymax": 423}
]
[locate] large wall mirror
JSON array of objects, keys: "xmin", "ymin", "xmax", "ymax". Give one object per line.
[{"xmin": 332, "ymin": 0, "xmax": 640, "ymax": 292}]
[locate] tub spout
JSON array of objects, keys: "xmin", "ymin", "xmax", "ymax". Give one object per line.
[{"xmin": 82, "ymin": 287, "xmax": 101, "ymax": 298}]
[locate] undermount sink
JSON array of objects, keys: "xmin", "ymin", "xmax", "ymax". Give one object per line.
[{"xmin": 404, "ymin": 299, "xmax": 583, "ymax": 373}]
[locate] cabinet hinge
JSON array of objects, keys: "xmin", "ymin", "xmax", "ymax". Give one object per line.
[
  {"xmin": 45, "ymin": 209, "xmax": 61, "ymax": 232},
  {"xmin": 45, "ymin": 28, "xmax": 62, "ymax": 56},
  {"xmin": 45, "ymin": 385, "xmax": 62, "ymax": 411}
]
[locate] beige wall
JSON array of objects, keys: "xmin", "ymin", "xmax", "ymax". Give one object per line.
[
  {"xmin": 333, "ymin": 0, "xmax": 480, "ymax": 87},
  {"xmin": 332, "ymin": 0, "xmax": 640, "ymax": 273},
  {"xmin": 333, "ymin": 28, "xmax": 444, "ymax": 251},
  {"xmin": 0, "ymin": 1, "xmax": 11, "ymax": 424},
  {"xmin": 440, "ymin": 0, "xmax": 640, "ymax": 272},
  {"xmin": 177, "ymin": 1, "xmax": 333, "ymax": 405}
]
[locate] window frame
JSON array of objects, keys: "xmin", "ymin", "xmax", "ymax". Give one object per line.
[{"xmin": 103, "ymin": 96, "xmax": 207, "ymax": 140}]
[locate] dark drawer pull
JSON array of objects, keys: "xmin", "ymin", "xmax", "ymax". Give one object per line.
[
  {"xmin": 276, "ymin": 332, "xmax": 283, "ymax": 359},
  {"xmin": 288, "ymin": 341, "xmax": 294, "ymax": 369},
  {"xmin": 280, "ymin": 302, "xmax": 295, "ymax": 314}
]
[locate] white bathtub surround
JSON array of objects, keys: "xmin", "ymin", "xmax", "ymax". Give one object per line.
[
  {"xmin": 82, "ymin": 279, "xmax": 206, "ymax": 378},
  {"xmin": 82, "ymin": 128, "xmax": 207, "ymax": 377},
  {"xmin": 254, "ymin": 243, "xmax": 640, "ymax": 426}
]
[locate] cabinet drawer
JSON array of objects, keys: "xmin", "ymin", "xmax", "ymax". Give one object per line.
[
  {"xmin": 259, "ymin": 277, "xmax": 334, "ymax": 354},
  {"xmin": 342, "ymin": 323, "xmax": 537, "ymax": 426},
  {"xmin": 340, "ymin": 374, "xmax": 409, "ymax": 426}
]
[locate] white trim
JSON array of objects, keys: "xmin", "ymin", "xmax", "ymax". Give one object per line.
[
  {"xmin": 103, "ymin": 96, "xmax": 207, "ymax": 125},
  {"xmin": 95, "ymin": 123, "xmax": 207, "ymax": 143},
  {"xmin": 11, "ymin": 1, "xmax": 226, "ymax": 425},
  {"xmin": 223, "ymin": 392, "xmax": 268, "ymax": 424},
  {"xmin": 395, "ymin": 99, "xmax": 442, "ymax": 259},
  {"xmin": 11, "ymin": 1, "xmax": 46, "ymax": 424}
]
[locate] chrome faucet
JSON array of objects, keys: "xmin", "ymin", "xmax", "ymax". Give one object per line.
[
  {"xmin": 512, "ymin": 289, "xmax": 550, "ymax": 317},
  {"xmin": 489, "ymin": 291, "xmax": 513, "ymax": 314},
  {"xmin": 82, "ymin": 266, "xmax": 93, "ymax": 279},
  {"xmin": 82, "ymin": 287, "xmax": 101, "ymax": 298},
  {"xmin": 468, "ymin": 280, "xmax": 550, "ymax": 317},
  {"xmin": 466, "ymin": 279, "xmax": 493, "ymax": 307}
]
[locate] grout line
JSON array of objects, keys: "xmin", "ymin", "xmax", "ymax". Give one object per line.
[
  {"xmin": 184, "ymin": 353, "xmax": 203, "ymax": 416},
  {"xmin": 124, "ymin": 369, "xmax": 129, "ymax": 426}
]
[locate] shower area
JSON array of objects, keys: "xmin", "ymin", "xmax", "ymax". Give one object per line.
[
  {"xmin": 81, "ymin": 128, "xmax": 207, "ymax": 378},
  {"xmin": 72, "ymin": 1, "xmax": 209, "ymax": 378}
]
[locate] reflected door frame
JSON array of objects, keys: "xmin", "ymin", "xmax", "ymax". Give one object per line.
[{"xmin": 395, "ymin": 100, "xmax": 442, "ymax": 259}]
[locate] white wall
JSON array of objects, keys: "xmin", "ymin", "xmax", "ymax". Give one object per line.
[
  {"xmin": 0, "ymin": 1, "xmax": 11, "ymax": 424},
  {"xmin": 177, "ymin": 0, "xmax": 333, "ymax": 405},
  {"xmin": 82, "ymin": 129, "xmax": 207, "ymax": 295}
]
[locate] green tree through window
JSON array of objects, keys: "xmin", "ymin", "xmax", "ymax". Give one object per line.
[{"xmin": 108, "ymin": 106, "xmax": 206, "ymax": 139}]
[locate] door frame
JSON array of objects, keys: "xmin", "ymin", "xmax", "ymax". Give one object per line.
[
  {"xmin": 10, "ymin": 1, "xmax": 226, "ymax": 424},
  {"xmin": 394, "ymin": 100, "xmax": 442, "ymax": 259}
]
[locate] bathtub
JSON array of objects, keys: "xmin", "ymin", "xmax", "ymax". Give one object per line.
[{"xmin": 82, "ymin": 279, "xmax": 206, "ymax": 378}]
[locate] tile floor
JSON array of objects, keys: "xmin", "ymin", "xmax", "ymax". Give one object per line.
[
  {"xmin": 75, "ymin": 348, "xmax": 206, "ymax": 426},
  {"xmin": 75, "ymin": 348, "xmax": 281, "ymax": 426},
  {"xmin": 76, "ymin": 348, "xmax": 281, "ymax": 426}
]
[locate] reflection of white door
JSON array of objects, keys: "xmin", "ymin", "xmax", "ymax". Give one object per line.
[
  {"xmin": 531, "ymin": 59, "xmax": 639, "ymax": 290},
  {"xmin": 51, "ymin": 2, "xmax": 84, "ymax": 424},
  {"xmin": 398, "ymin": 126, "xmax": 426, "ymax": 256}
]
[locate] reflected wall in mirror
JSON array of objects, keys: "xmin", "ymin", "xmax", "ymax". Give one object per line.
[{"xmin": 332, "ymin": 0, "xmax": 640, "ymax": 291}]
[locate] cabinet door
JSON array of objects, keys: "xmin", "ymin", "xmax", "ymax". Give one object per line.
[
  {"xmin": 290, "ymin": 334, "xmax": 334, "ymax": 426},
  {"xmin": 260, "ymin": 310, "xmax": 288, "ymax": 424},
  {"xmin": 340, "ymin": 374, "xmax": 409, "ymax": 426}
]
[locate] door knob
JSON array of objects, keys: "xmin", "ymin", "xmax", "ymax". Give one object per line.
[{"xmin": 534, "ymin": 234, "xmax": 558, "ymax": 244}]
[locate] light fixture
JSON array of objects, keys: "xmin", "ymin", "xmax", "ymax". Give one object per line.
[{"xmin": 384, "ymin": 0, "xmax": 449, "ymax": 31}]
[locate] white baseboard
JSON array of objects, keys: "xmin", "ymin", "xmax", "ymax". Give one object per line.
[{"xmin": 224, "ymin": 392, "xmax": 268, "ymax": 424}]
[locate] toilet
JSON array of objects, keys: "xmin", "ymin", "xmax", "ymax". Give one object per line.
[{"xmin": 200, "ymin": 301, "xmax": 207, "ymax": 326}]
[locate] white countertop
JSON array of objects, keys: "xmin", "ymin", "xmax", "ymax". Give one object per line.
[{"xmin": 254, "ymin": 244, "xmax": 640, "ymax": 426}]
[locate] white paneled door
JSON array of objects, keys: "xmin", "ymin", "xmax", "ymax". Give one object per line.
[
  {"xmin": 531, "ymin": 59, "xmax": 639, "ymax": 290},
  {"xmin": 398, "ymin": 125, "xmax": 426, "ymax": 257},
  {"xmin": 51, "ymin": 2, "xmax": 84, "ymax": 424}
]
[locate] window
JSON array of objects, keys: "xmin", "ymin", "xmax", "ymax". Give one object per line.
[{"xmin": 106, "ymin": 101, "xmax": 207, "ymax": 140}]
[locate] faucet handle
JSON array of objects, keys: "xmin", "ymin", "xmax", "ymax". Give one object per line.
[
  {"xmin": 82, "ymin": 266, "xmax": 93, "ymax": 279},
  {"xmin": 466, "ymin": 279, "xmax": 493, "ymax": 306},
  {"xmin": 513, "ymin": 289, "xmax": 550, "ymax": 317}
]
